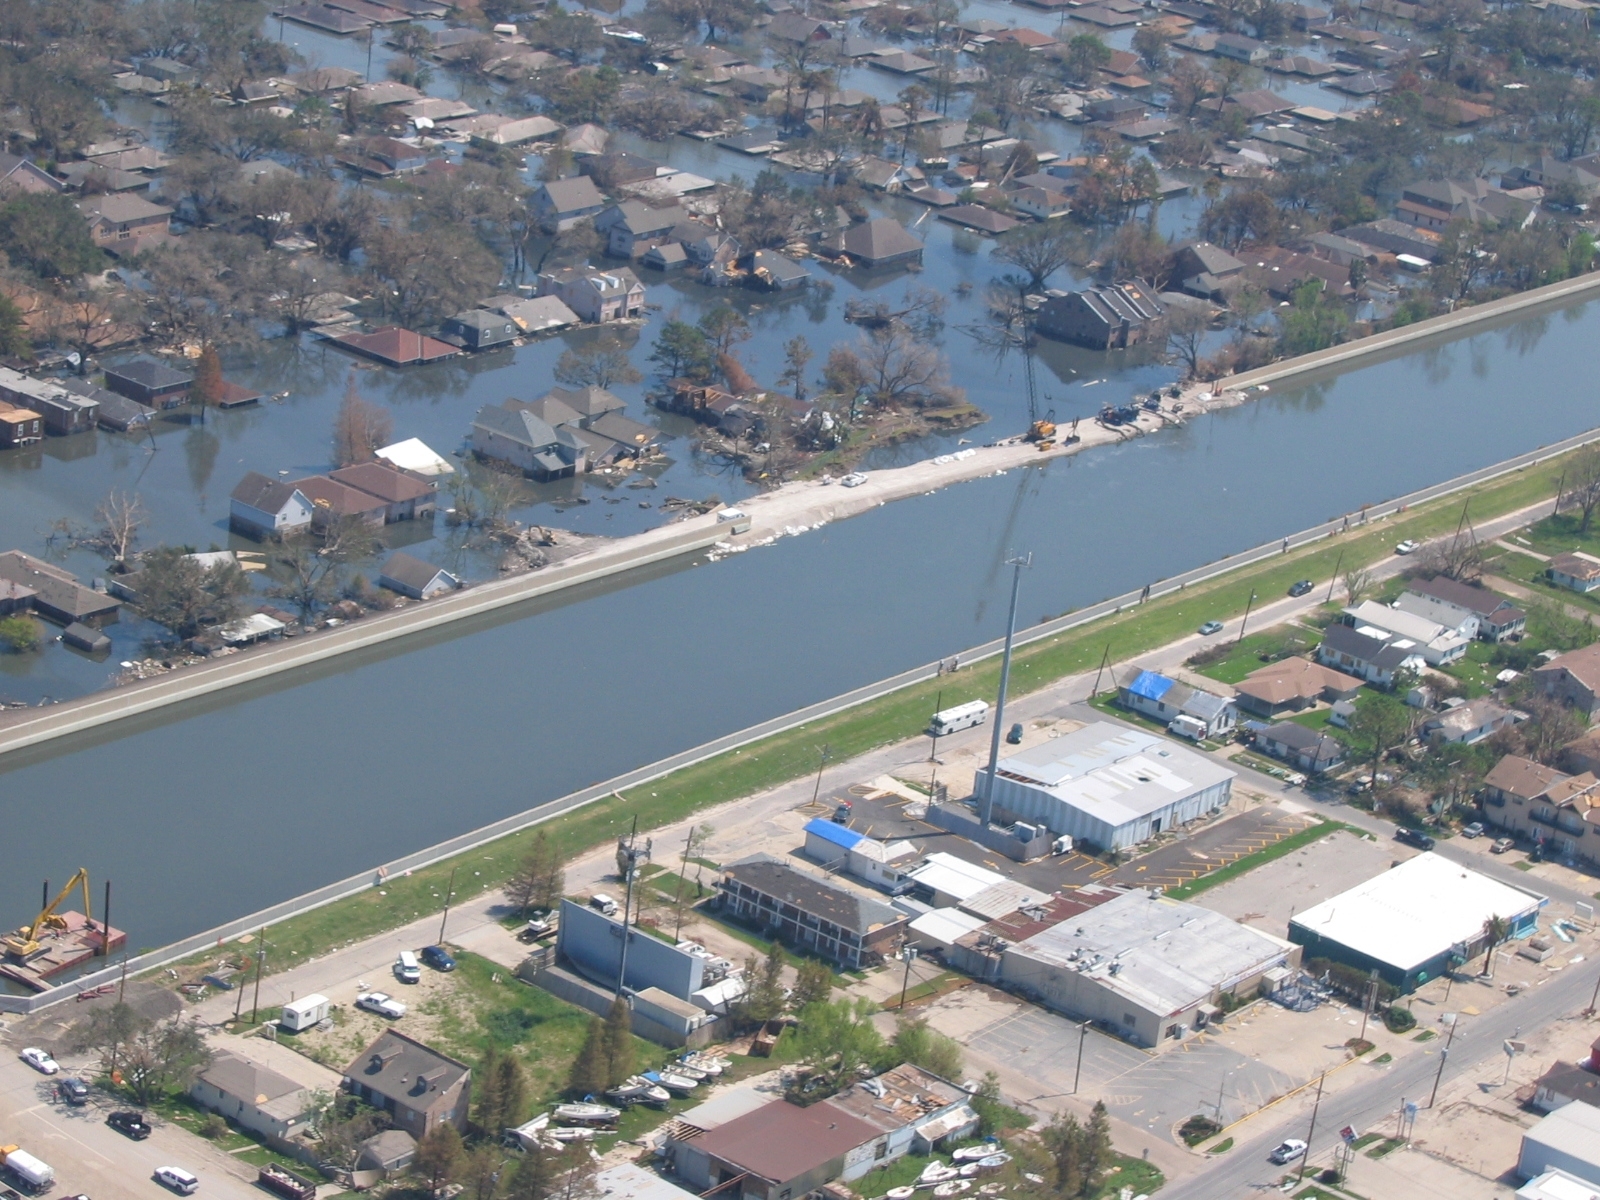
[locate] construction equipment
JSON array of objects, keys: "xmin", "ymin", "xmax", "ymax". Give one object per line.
[
  {"xmin": 1025, "ymin": 408, "xmax": 1057, "ymax": 448},
  {"xmin": 3, "ymin": 869, "xmax": 92, "ymax": 960}
]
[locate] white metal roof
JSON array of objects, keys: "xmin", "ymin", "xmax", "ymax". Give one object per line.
[
  {"xmin": 1525, "ymin": 1102, "xmax": 1600, "ymax": 1171},
  {"xmin": 596, "ymin": 1164, "xmax": 703, "ymax": 1200},
  {"xmin": 1519, "ymin": 1170, "xmax": 1600, "ymax": 1200},
  {"xmin": 1291, "ymin": 852, "xmax": 1544, "ymax": 972},
  {"xmin": 376, "ymin": 437, "xmax": 455, "ymax": 476},
  {"xmin": 908, "ymin": 852, "xmax": 1005, "ymax": 901},
  {"xmin": 959, "ymin": 880, "xmax": 1052, "ymax": 920},
  {"xmin": 910, "ymin": 907, "xmax": 987, "ymax": 947}
]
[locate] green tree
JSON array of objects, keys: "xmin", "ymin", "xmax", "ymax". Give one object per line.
[
  {"xmin": 1063, "ymin": 33, "xmax": 1111, "ymax": 85},
  {"xmin": 568, "ymin": 1017, "xmax": 608, "ymax": 1098},
  {"xmin": 698, "ymin": 305, "xmax": 752, "ymax": 359},
  {"xmin": 1278, "ymin": 279, "xmax": 1348, "ymax": 356},
  {"xmin": 0, "ymin": 292, "xmax": 32, "ymax": 360},
  {"xmin": 991, "ymin": 222, "xmax": 1075, "ymax": 290},
  {"xmin": 891, "ymin": 1015, "xmax": 964, "ymax": 1079},
  {"xmin": 505, "ymin": 829, "xmax": 565, "ymax": 916},
  {"xmin": 1480, "ymin": 915, "xmax": 1509, "ymax": 976},
  {"xmin": 137, "ymin": 546, "xmax": 251, "ymax": 638},
  {"xmin": 650, "ymin": 319, "xmax": 714, "ymax": 382},
  {"xmin": 414, "ymin": 1123, "xmax": 465, "ymax": 1193},
  {"xmin": 1347, "ymin": 692, "xmax": 1412, "ymax": 804},
  {"xmin": 1082, "ymin": 1101, "xmax": 1113, "ymax": 1194},
  {"xmin": 792, "ymin": 997, "xmax": 886, "ymax": 1091},
  {"xmin": 739, "ymin": 942, "xmax": 788, "ymax": 1025},
  {"xmin": 780, "ymin": 335, "xmax": 814, "ymax": 400},
  {"xmin": 267, "ymin": 516, "xmax": 379, "ymax": 623},
  {"xmin": 0, "ymin": 615, "xmax": 40, "ymax": 653},
  {"xmin": 472, "ymin": 1044, "xmax": 507, "ymax": 1134},
  {"xmin": 506, "ymin": 1142, "xmax": 559, "ymax": 1200},
  {"xmin": 0, "ymin": 193, "xmax": 104, "ymax": 279},
  {"xmin": 496, "ymin": 1051, "xmax": 530, "ymax": 1129},
  {"xmin": 790, "ymin": 959, "xmax": 834, "ymax": 1011},
  {"xmin": 1045, "ymin": 1112, "xmax": 1086, "ymax": 1197},
  {"xmin": 601, "ymin": 996, "xmax": 634, "ymax": 1087}
]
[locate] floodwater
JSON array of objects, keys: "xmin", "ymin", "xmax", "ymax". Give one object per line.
[{"xmin": 1, "ymin": 292, "xmax": 1597, "ymax": 950}]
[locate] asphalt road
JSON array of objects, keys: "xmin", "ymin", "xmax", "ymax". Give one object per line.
[{"xmin": 1164, "ymin": 958, "xmax": 1600, "ymax": 1200}]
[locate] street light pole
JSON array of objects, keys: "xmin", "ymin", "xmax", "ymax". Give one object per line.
[
  {"xmin": 437, "ymin": 867, "xmax": 457, "ymax": 945},
  {"xmin": 981, "ymin": 554, "xmax": 1031, "ymax": 827},
  {"xmin": 812, "ymin": 745, "xmax": 830, "ymax": 806},
  {"xmin": 1073, "ymin": 1020, "xmax": 1088, "ymax": 1094},
  {"xmin": 1237, "ymin": 590, "xmax": 1258, "ymax": 645}
]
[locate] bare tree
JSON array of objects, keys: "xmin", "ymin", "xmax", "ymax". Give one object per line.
[
  {"xmin": 991, "ymin": 222, "xmax": 1076, "ymax": 291},
  {"xmin": 1565, "ymin": 445, "xmax": 1600, "ymax": 532},
  {"xmin": 93, "ymin": 490, "xmax": 146, "ymax": 566},
  {"xmin": 331, "ymin": 376, "xmax": 394, "ymax": 467},
  {"xmin": 1166, "ymin": 304, "xmax": 1210, "ymax": 379},
  {"xmin": 1343, "ymin": 566, "xmax": 1373, "ymax": 605},
  {"xmin": 553, "ymin": 334, "xmax": 643, "ymax": 390}
]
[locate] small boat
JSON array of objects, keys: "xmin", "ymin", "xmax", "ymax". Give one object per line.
[
  {"xmin": 648, "ymin": 1069, "xmax": 699, "ymax": 1094},
  {"xmin": 978, "ymin": 1186, "xmax": 1005, "ymax": 1197},
  {"xmin": 672, "ymin": 1063, "xmax": 711, "ymax": 1081},
  {"xmin": 976, "ymin": 1155, "xmax": 1010, "ymax": 1172},
  {"xmin": 919, "ymin": 1165, "xmax": 959, "ymax": 1184},
  {"xmin": 681, "ymin": 1053, "xmax": 726, "ymax": 1076},
  {"xmin": 547, "ymin": 1126, "xmax": 598, "ymax": 1142},
  {"xmin": 958, "ymin": 1165, "xmax": 981, "ymax": 1179},
  {"xmin": 886, "ymin": 1189, "xmax": 917, "ymax": 1200},
  {"xmin": 933, "ymin": 1182, "xmax": 971, "ymax": 1197},
  {"xmin": 553, "ymin": 1102, "xmax": 621, "ymax": 1125},
  {"xmin": 607, "ymin": 1077, "xmax": 670, "ymax": 1107},
  {"xmin": 952, "ymin": 1145, "xmax": 999, "ymax": 1163}
]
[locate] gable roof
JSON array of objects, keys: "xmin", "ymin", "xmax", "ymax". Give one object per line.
[
  {"xmin": 1405, "ymin": 575, "xmax": 1518, "ymax": 618},
  {"xmin": 547, "ymin": 385, "xmax": 627, "ymax": 418},
  {"xmin": 1319, "ymin": 622, "xmax": 1421, "ymax": 670},
  {"xmin": 329, "ymin": 462, "xmax": 433, "ymax": 503},
  {"xmin": 539, "ymin": 175, "xmax": 605, "ymax": 213},
  {"xmin": 199, "ymin": 1049, "xmax": 308, "ymax": 1113},
  {"xmin": 231, "ymin": 471, "xmax": 309, "ymax": 514},
  {"xmin": 1124, "ymin": 669, "xmax": 1176, "ymax": 702},
  {"xmin": 1483, "ymin": 754, "xmax": 1566, "ymax": 801},
  {"xmin": 1260, "ymin": 721, "xmax": 1341, "ymax": 754},
  {"xmin": 1538, "ymin": 643, "xmax": 1600, "ymax": 692},
  {"xmin": 297, "ymin": 474, "xmax": 390, "ymax": 517},
  {"xmin": 692, "ymin": 1099, "xmax": 880, "ymax": 1184},
  {"xmin": 78, "ymin": 193, "xmax": 173, "ymax": 224},
  {"xmin": 380, "ymin": 551, "xmax": 454, "ymax": 593}
]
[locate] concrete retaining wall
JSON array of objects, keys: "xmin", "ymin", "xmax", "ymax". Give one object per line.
[{"xmin": 519, "ymin": 959, "xmax": 722, "ymax": 1049}]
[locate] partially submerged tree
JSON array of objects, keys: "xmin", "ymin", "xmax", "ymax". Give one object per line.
[
  {"xmin": 555, "ymin": 333, "xmax": 643, "ymax": 390},
  {"xmin": 332, "ymin": 377, "xmax": 394, "ymax": 467},
  {"xmin": 93, "ymin": 490, "xmax": 146, "ymax": 567},
  {"xmin": 991, "ymin": 222, "xmax": 1076, "ymax": 291},
  {"xmin": 137, "ymin": 546, "xmax": 250, "ymax": 638}
]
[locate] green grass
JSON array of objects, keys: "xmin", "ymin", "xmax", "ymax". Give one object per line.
[
  {"xmin": 1287, "ymin": 707, "xmax": 1336, "ymax": 732},
  {"xmin": 851, "ymin": 1153, "xmax": 935, "ymax": 1194},
  {"xmin": 1372, "ymin": 1053, "xmax": 1392, "ymax": 1065},
  {"xmin": 1192, "ymin": 626, "xmax": 1323, "ymax": 685},
  {"xmin": 1207, "ymin": 1137, "xmax": 1234, "ymax": 1154},
  {"xmin": 166, "ymin": 447, "xmax": 1587, "ymax": 982},
  {"xmin": 1090, "ymin": 1155, "xmax": 1164, "ymax": 1199},
  {"xmin": 1515, "ymin": 860, "xmax": 1537, "ymax": 871},
  {"xmin": 1166, "ymin": 820, "xmax": 1349, "ymax": 899},
  {"xmin": 1366, "ymin": 1137, "xmax": 1405, "ymax": 1159},
  {"xmin": 1412, "ymin": 1029, "xmax": 1437, "ymax": 1042},
  {"xmin": 1350, "ymin": 1132, "xmax": 1382, "ymax": 1150}
]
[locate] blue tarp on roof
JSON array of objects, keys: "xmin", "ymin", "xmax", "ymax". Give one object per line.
[
  {"xmin": 804, "ymin": 818, "xmax": 865, "ymax": 849},
  {"xmin": 1125, "ymin": 670, "xmax": 1175, "ymax": 702}
]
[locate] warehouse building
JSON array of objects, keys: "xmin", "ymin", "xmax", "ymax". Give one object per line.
[
  {"xmin": 1289, "ymin": 852, "xmax": 1545, "ymax": 991},
  {"xmin": 998, "ymin": 887, "xmax": 1297, "ymax": 1047},
  {"xmin": 1520, "ymin": 1102, "xmax": 1600, "ymax": 1187},
  {"xmin": 973, "ymin": 722, "xmax": 1235, "ymax": 851}
]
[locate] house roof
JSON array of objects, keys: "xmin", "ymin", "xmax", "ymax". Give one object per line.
[
  {"xmin": 1525, "ymin": 1100, "xmax": 1600, "ymax": 1168},
  {"xmin": 548, "ymin": 385, "xmax": 626, "ymax": 418},
  {"xmin": 474, "ymin": 401, "xmax": 564, "ymax": 451},
  {"xmin": 230, "ymin": 471, "xmax": 308, "ymax": 514},
  {"xmin": 297, "ymin": 475, "xmax": 390, "ymax": 517},
  {"xmin": 334, "ymin": 326, "xmax": 459, "ymax": 365},
  {"xmin": 1319, "ymin": 622, "xmax": 1421, "ymax": 670},
  {"xmin": 329, "ymin": 462, "xmax": 433, "ymax": 503},
  {"xmin": 824, "ymin": 1063, "xmax": 969, "ymax": 1131},
  {"xmin": 723, "ymin": 855, "xmax": 904, "ymax": 936},
  {"xmin": 1535, "ymin": 1062, "xmax": 1600, "ymax": 1108},
  {"xmin": 1234, "ymin": 656, "xmax": 1362, "ymax": 706},
  {"xmin": 836, "ymin": 217, "xmax": 924, "ymax": 262},
  {"xmin": 1549, "ymin": 552, "xmax": 1600, "ymax": 582},
  {"xmin": 1260, "ymin": 721, "xmax": 1341, "ymax": 755},
  {"xmin": 692, "ymin": 1099, "xmax": 881, "ymax": 1184},
  {"xmin": 804, "ymin": 818, "xmax": 866, "ymax": 850},
  {"xmin": 380, "ymin": 551, "xmax": 454, "ymax": 593},
  {"xmin": 376, "ymin": 437, "xmax": 454, "ymax": 476},
  {"xmin": 1405, "ymin": 575, "xmax": 1519, "ymax": 619},
  {"xmin": 540, "ymin": 175, "xmax": 606, "ymax": 214},
  {"xmin": 78, "ymin": 193, "xmax": 173, "ymax": 224},
  {"xmin": 1484, "ymin": 754, "xmax": 1567, "ymax": 802},
  {"xmin": 607, "ymin": 199, "xmax": 688, "ymax": 235},
  {"xmin": 495, "ymin": 295, "xmax": 580, "ymax": 331},
  {"xmin": 345, "ymin": 1029, "xmax": 470, "ymax": 1114},
  {"xmin": 1125, "ymin": 670, "xmax": 1177, "ymax": 702},
  {"xmin": 1538, "ymin": 643, "xmax": 1600, "ymax": 693},
  {"xmin": 767, "ymin": 12, "xmax": 832, "ymax": 41},
  {"xmin": 199, "ymin": 1049, "xmax": 308, "ymax": 1116},
  {"xmin": 107, "ymin": 359, "xmax": 192, "ymax": 389}
]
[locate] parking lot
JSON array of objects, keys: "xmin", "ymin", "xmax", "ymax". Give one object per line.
[{"xmin": 1108, "ymin": 805, "xmax": 1318, "ymax": 891}]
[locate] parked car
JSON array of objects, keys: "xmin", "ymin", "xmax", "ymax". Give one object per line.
[
  {"xmin": 19, "ymin": 1048, "xmax": 58, "ymax": 1075},
  {"xmin": 840, "ymin": 472, "xmax": 867, "ymax": 487},
  {"xmin": 1005, "ymin": 722, "xmax": 1023, "ymax": 744},
  {"xmin": 355, "ymin": 992, "xmax": 407, "ymax": 1019},
  {"xmin": 200, "ymin": 972, "xmax": 235, "ymax": 991},
  {"xmin": 589, "ymin": 894, "xmax": 619, "ymax": 917},
  {"xmin": 108, "ymin": 1110, "xmax": 153, "ymax": 1140},
  {"xmin": 1491, "ymin": 837, "xmax": 1516, "ymax": 854},
  {"xmin": 155, "ymin": 1166, "xmax": 199, "ymax": 1195},
  {"xmin": 420, "ymin": 945, "xmax": 456, "ymax": 972},
  {"xmin": 1269, "ymin": 1139, "xmax": 1308, "ymax": 1165},
  {"xmin": 1199, "ymin": 620, "xmax": 1225, "ymax": 635},
  {"xmin": 1462, "ymin": 822, "xmax": 1485, "ymax": 839},
  {"xmin": 1395, "ymin": 540, "xmax": 1420, "ymax": 554},
  {"xmin": 1288, "ymin": 580, "xmax": 1314, "ymax": 597},
  {"xmin": 57, "ymin": 1077, "xmax": 89, "ymax": 1106},
  {"xmin": 394, "ymin": 950, "xmax": 421, "ymax": 983},
  {"xmin": 1395, "ymin": 826, "xmax": 1436, "ymax": 851}
]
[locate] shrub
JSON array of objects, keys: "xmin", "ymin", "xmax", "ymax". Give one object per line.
[
  {"xmin": 199, "ymin": 1113, "xmax": 228, "ymax": 1139},
  {"xmin": 1179, "ymin": 1114, "xmax": 1222, "ymax": 1146},
  {"xmin": 1384, "ymin": 1006, "xmax": 1416, "ymax": 1034},
  {"xmin": 0, "ymin": 615, "xmax": 40, "ymax": 653}
]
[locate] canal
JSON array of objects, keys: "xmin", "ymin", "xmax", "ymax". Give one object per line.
[{"xmin": 0, "ymin": 293, "xmax": 1595, "ymax": 950}]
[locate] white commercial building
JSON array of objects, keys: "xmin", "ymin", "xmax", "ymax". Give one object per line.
[
  {"xmin": 1290, "ymin": 852, "xmax": 1546, "ymax": 990},
  {"xmin": 974, "ymin": 722, "xmax": 1235, "ymax": 852},
  {"xmin": 1519, "ymin": 1169, "xmax": 1600, "ymax": 1200},
  {"xmin": 1521, "ymin": 1102, "xmax": 1600, "ymax": 1186},
  {"xmin": 998, "ymin": 888, "xmax": 1297, "ymax": 1047}
]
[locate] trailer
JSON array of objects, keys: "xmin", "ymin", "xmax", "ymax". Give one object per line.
[
  {"xmin": 928, "ymin": 700, "xmax": 988, "ymax": 737},
  {"xmin": 0, "ymin": 1147, "xmax": 53, "ymax": 1193},
  {"xmin": 279, "ymin": 993, "xmax": 330, "ymax": 1032}
]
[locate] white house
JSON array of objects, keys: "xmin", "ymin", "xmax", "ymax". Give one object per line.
[
  {"xmin": 191, "ymin": 1046, "xmax": 339, "ymax": 1144},
  {"xmin": 535, "ymin": 266, "xmax": 647, "ymax": 323},
  {"xmin": 1317, "ymin": 622, "xmax": 1428, "ymax": 687},
  {"xmin": 1343, "ymin": 600, "xmax": 1470, "ymax": 666},
  {"xmin": 1549, "ymin": 552, "xmax": 1600, "ymax": 595},
  {"xmin": 229, "ymin": 472, "xmax": 314, "ymax": 539}
]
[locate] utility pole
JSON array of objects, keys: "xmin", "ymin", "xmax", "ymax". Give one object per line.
[
  {"xmin": 1325, "ymin": 549, "xmax": 1345, "ymax": 605},
  {"xmin": 928, "ymin": 689, "xmax": 943, "ymax": 762},
  {"xmin": 100, "ymin": 879, "xmax": 111, "ymax": 958},
  {"xmin": 674, "ymin": 825, "xmax": 699, "ymax": 941},
  {"xmin": 1215, "ymin": 1071, "xmax": 1229, "ymax": 1123},
  {"xmin": 1358, "ymin": 972, "xmax": 1379, "ymax": 1041},
  {"xmin": 981, "ymin": 553, "xmax": 1030, "ymax": 827},
  {"xmin": 437, "ymin": 867, "xmax": 457, "ymax": 945},
  {"xmin": 1090, "ymin": 644, "xmax": 1111, "ymax": 699},
  {"xmin": 615, "ymin": 817, "xmax": 650, "ymax": 997},
  {"xmin": 250, "ymin": 927, "xmax": 267, "ymax": 1023},
  {"xmin": 898, "ymin": 945, "xmax": 918, "ymax": 1009},
  {"xmin": 1429, "ymin": 1015, "xmax": 1460, "ymax": 1108},
  {"xmin": 1236, "ymin": 590, "xmax": 1258, "ymax": 645},
  {"xmin": 1072, "ymin": 1020, "xmax": 1088, "ymax": 1094},
  {"xmin": 811, "ymin": 745, "xmax": 830, "ymax": 806},
  {"xmin": 1554, "ymin": 470, "xmax": 1567, "ymax": 517},
  {"xmin": 1296, "ymin": 1072, "xmax": 1326, "ymax": 1184},
  {"xmin": 1585, "ymin": 966, "xmax": 1600, "ymax": 1017}
]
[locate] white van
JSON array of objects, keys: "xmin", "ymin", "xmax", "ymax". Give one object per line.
[
  {"xmin": 155, "ymin": 1166, "xmax": 199, "ymax": 1195},
  {"xmin": 394, "ymin": 951, "xmax": 421, "ymax": 984},
  {"xmin": 1168, "ymin": 714, "xmax": 1207, "ymax": 741},
  {"xmin": 279, "ymin": 994, "xmax": 331, "ymax": 1032}
]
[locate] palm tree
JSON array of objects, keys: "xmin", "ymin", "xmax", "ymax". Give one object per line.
[{"xmin": 1480, "ymin": 915, "xmax": 1510, "ymax": 977}]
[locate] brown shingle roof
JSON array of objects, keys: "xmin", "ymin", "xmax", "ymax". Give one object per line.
[
  {"xmin": 1482, "ymin": 754, "xmax": 1565, "ymax": 802},
  {"xmin": 329, "ymin": 462, "xmax": 432, "ymax": 503},
  {"xmin": 692, "ymin": 1099, "xmax": 881, "ymax": 1184},
  {"xmin": 1538, "ymin": 643, "xmax": 1600, "ymax": 693}
]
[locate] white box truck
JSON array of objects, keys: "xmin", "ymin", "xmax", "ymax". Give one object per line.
[
  {"xmin": 0, "ymin": 1146, "xmax": 54, "ymax": 1191},
  {"xmin": 928, "ymin": 700, "xmax": 988, "ymax": 737},
  {"xmin": 279, "ymin": 993, "xmax": 330, "ymax": 1032}
]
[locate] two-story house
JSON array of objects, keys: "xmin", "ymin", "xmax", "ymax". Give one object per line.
[
  {"xmin": 535, "ymin": 266, "xmax": 646, "ymax": 323},
  {"xmin": 229, "ymin": 472, "xmax": 315, "ymax": 539},
  {"xmin": 469, "ymin": 400, "xmax": 587, "ymax": 481},
  {"xmin": 1536, "ymin": 644, "xmax": 1600, "ymax": 718},
  {"xmin": 596, "ymin": 199, "xmax": 690, "ymax": 258},
  {"xmin": 719, "ymin": 854, "xmax": 907, "ymax": 969},
  {"xmin": 1316, "ymin": 622, "xmax": 1427, "ymax": 686},
  {"xmin": 77, "ymin": 193, "xmax": 173, "ymax": 256},
  {"xmin": 531, "ymin": 176, "xmax": 607, "ymax": 231},
  {"xmin": 344, "ymin": 1030, "xmax": 470, "ymax": 1137},
  {"xmin": 1481, "ymin": 754, "xmax": 1600, "ymax": 864},
  {"xmin": 1036, "ymin": 281, "xmax": 1165, "ymax": 350},
  {"xmin": 1394, "ymin": 576, "xmax": 1526, "ymax": 643}
]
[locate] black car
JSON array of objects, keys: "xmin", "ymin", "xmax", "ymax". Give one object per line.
[
  {"xmin": 1288, "ymin": 579, "xmax": 1315, "ymax": 597},
  {"xmin": 57, "ymin": 1077, "xmax": 89, "ymax": 1106},
  {"xmin": 1005, "ymin": 722, "xmax": 1023, "ymax": 745},
  {"xmin": 108, "ymin": 1110, "xmax": 153, "ymax": 1140},
  {"xmin": 420, "ymin": 944, "xmax": 456, "ymax": 972},
  {"xmin": 1395, "ymin": 826, "xmax": 1436, "ymax": 851}
]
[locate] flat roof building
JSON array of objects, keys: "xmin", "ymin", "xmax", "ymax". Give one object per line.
[
  {"xmin": 974, "ymin": 721, "xmax": 1234, "ymax": 851},
  {"xmin": 1289, "ymin": 851, "xmax": 1545, "ymax": 990},
  {"xmin": 719, "ymin": 855, "xmax": 907, "ymax": 968},
  {"xmin": 998, "ymin": 887, "xmax": 1297, "ymax": 1047},
  {"xmin": 1520, "ymin": 1102, "xmax": 1600, "ymax": 1187}
]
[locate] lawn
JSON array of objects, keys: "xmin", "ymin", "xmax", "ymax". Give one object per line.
[
  {"xmin": 1192, "ymin": 625, "xmax": 1322, "ymax": 685},
  {"xmin": 167, "ymin": 446, "xmax": 1585, "ymax": 982},
  {"xmin": 1090, "ymin": 1155, "xmax": 1165, "ymax": 1199},
  {"xmin": 1510, "ymin": 512, "xmax": 1600, "ymax": 561}
]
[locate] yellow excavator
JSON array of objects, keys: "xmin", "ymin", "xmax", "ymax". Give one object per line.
[{"xmin": 3, "ymin": 869, "xmax": 92, "ymax": 960}]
